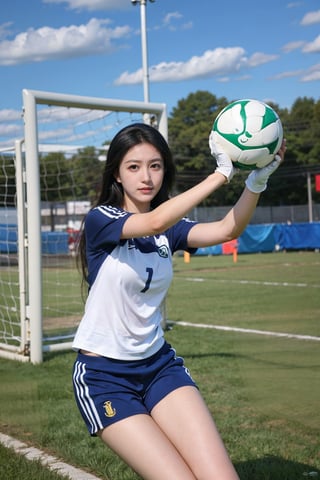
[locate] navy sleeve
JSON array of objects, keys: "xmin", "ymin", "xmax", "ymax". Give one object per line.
[
  {"xmin": 85, "ymin": 206, "xmax": 132, "ymax": 286},
  {"xmin": 166, "ymin": 218, "xmax": 198, "ymax": 254},
  {"xmin": 85, "ymin": 205, "xmax": 132, "ymax": 249}
]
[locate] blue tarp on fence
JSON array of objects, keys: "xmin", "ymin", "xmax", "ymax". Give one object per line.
[
  {"xmin": 195, "ymin": 222, "xmax": 320, "ymax": 255},
  {"xmin": 238, "ymin": 224, "xmax": 276, "ymax": 253},
  {"xmin": 41, "ymin": 232, "xmax": 69, "ymax": 254},
  {"xmin": 274, "ymin": 223, "xmax": 320, "ymax": 250},
  {"xmin": 1, "ymin": 223, "xmax": 320, "ymax": 255},
  {"xmin": 0, "ymin": 224, "xmax": 17, "ymax": 253},
  {"xmin": 0, "ymin": 228, "xmax": 69, "ymax": 254}
]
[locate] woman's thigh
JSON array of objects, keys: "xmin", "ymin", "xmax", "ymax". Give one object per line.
[
  {"xmin": 150, "ymin": 386, "xmax": 239, "ymax": 480},
  {"xmin": 99, "ymin": 413, "xmax": 196, "ymax": 480}
]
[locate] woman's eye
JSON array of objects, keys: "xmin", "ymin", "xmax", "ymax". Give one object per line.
[{"xmin": 151, "ymin": 162, "xmax": 162, "ymax": 170}]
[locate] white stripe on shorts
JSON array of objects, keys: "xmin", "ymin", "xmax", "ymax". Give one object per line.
[{"xmin": 73, "ymin": 360, "xmax": 104, "ymax": 435}]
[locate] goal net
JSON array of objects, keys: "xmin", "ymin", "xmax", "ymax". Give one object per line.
[
  {"xmin": 0, "ymin": 145, "xmax": 28, "ymax": 361},
  {"xmin": 0, "ymin": 89, "xmax": 167, "ymax": 363}
]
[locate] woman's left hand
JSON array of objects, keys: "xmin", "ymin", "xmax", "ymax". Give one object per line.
[{"xmin": 245, "ymin": 139, "xmax": 286, "ymax": 194}]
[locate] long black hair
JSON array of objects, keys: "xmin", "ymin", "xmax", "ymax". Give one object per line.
[{"xmin": 77, "ymin": 123, "xmax": 176, "ymax": 284}]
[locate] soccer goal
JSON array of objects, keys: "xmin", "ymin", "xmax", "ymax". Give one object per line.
[{"xmin": 0, "ymin": 89, "xmax": 167, "ymax": 364}]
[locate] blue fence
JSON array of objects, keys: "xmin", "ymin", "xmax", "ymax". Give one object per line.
[
  {"xmin": 1, "ymin": 223, "xmax": 320, "ymax": 255},
  {"xmin": 195, "ymin": 222, "xmax": 320, "ymax": 255},
  {"xmin": 41, "ymin": 232, "xmax": 69, "ymax": 255},
  {"xmin": 0, "ymin": 224, "xmax": 18, "ymax": 253},
  {"xmin": 0, "ymin": 227, "xmax": 69, "ymax": 254}
]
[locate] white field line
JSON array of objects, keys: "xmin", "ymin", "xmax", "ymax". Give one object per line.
[
  {"xmin": 0, "ymin": 432, "xmax": 104, "ymax": 480},
  {"xmin": 184, "ymin": 277, "xmax": 320, "ymax": 288},
  {"xmin": 179, "ymin": 276, "xmax": 320, "ymax": 341},
  {"xmin": 174, "ymin": 321, "xmax": 320, "ymax": 342}
]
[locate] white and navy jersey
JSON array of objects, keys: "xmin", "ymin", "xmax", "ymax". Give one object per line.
[{"xmin": 72, "ymin": 205, "xmax": 197, "ymax": 360}]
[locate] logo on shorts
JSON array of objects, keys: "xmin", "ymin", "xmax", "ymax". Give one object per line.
[{"xmin": 104, "ymin": 400, "xmax": 116, "ymax": 418}]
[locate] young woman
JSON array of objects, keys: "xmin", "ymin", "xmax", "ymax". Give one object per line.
[{"xmin": 72, "ymin": 123, "xmax": 286, "ymax": 480}]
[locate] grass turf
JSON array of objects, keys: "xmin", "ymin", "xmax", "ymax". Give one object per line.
[{"xmin": 0, "ymin": 251, "xmax": 319, "ymax": 479}]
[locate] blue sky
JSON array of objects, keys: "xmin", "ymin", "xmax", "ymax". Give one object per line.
[{"xmin": 0, "ymin": 0, "xmax": 319, "ymax": 149}]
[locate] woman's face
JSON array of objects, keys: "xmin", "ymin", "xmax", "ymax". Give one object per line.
[{"xmin": 116, "ymin": 142, "xmax": 165, "ymax": 213}]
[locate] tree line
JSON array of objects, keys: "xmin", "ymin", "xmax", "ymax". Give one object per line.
[
  {"xmin": 1, "ymin": 92, "xmax": 319, "ymax": 208},
  {"xmin": 168, "ymin": 91, "xmax": 320, "ymax": 206}
]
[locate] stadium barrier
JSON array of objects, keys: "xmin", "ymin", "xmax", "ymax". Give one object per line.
[
  {"xmin": 41, "ymin": 232, "xmax": 69, "ymax": 255},
  {"xmin": 0, "ymin": 229, "xmax": 69, "ymax": 255},
  {"xmin": 1, "ymin": 222, "xmax": 319, "ymax": 256},
  {"xmin": 195, "ymin": 222, "xmax": 320, "ymax": 255},
  {"xmin": 0, "ymin": 224, "xmax": 17, "ymax": 253}
]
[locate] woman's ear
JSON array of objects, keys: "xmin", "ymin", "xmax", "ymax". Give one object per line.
[{"xmin": 114, "ymin": 171, "xmax": 121, "ymax": 183}]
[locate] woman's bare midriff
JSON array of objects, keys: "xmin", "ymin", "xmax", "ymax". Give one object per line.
[{"xmin": 80, "ymin": 349, "xmax": 101, "ymax": 357}]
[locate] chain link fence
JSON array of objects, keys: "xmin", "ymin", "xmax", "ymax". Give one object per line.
[{"xmin": 190, "ymin": 204, "xmax": 320, "ymax": 224}]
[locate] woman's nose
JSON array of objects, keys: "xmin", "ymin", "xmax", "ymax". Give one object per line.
[{"xmin": 141, "ymin": 166, "xmax": 151, "ymax": 182}]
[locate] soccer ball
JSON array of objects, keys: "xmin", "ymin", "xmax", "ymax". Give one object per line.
[{"xmin": 212, "ymin": 99, "xmax": 283, "ymax": 170}]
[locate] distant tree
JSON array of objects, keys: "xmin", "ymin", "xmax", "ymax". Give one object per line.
[
  {"xmin": 168, "ymin": 90, "xmax": 235, "ymax": 205},
  {"xmin": 39, "ymin": 151, "xmax": 71, "ymax": 202},
  {"xmin": 39, "ymin": 147, "xmax": 104, "ymax": 204},
  {"xmin": 169, "ymin": 90, "xmax": 227, "ymax": 172},
  {"xmin": 272, "ymin": 97, "xmax": 320, "ymax": 205},
  {"xmin": 168, "ymin": 92, "xmax": 320, "ymax": 206},
  {"xmin": 69, "ymin": 146, "xmax": 104, "ymax": 203},
  {"xmin": 0, "ymin": 154, "xmax": 16, "ymax": 207},
  {"xmin": 284, "ymin": 97, "xmax": 320, "ymax": 166}
]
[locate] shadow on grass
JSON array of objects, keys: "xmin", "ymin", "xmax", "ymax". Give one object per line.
[
  {"xmin": 182, "ymin": 350, "xmax": 320, "ymax": 371},
  {"xmin": 235, "ymin": 455, "xmax": 319, "ymax": 480},
  {"xmin": 184, "ymin": 351, "xmax": 239, "ymax": 359}
]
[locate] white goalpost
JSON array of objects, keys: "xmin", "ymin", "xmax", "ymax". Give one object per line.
[{"xmin": 0, "ymin": 89, "xmax": 167, "ymax": 364}]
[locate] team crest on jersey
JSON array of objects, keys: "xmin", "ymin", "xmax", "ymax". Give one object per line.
[
  {"xmin": 158, "ymin": 245, "xmax": 169, "ymax": 258},
  {"xmin": 104, "ymin": 401, "xmax": 116, "ymax": 418}
]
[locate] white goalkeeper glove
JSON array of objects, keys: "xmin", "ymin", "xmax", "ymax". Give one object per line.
[
  {"xmin": 245, "ymin": 154, "xmax": 282, "ymax": 193},
  {"xmin": 209, "ymin": 131, "xmax": 235, "ymax": 183}
]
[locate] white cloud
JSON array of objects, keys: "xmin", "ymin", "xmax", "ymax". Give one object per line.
[
  {"xmin": 247, "ymin": 52, "xmax": 278, "ymax": 67},
  {"xmin": 0, "ymin": 109, "xmax": 23, "ymax": 148},
  {"xmin": 181, "ymin": 22, "xmax": 193, "ymax": 30},
  {"xmin": 281, "ymin": 35, "xmax": 320, "ymax": 55},
  {"xmin": 287, "ymin": 2, "xmax": 303, "ymax": 8},
  {"xmin": 271, "ymin": 69, "xmax": 303, "ymax": 80},
  {"xmin": 271, "ymin": 63, "xmax": 320, "ymax": 83},
  {"xmin": 300, "ymin": 9, "xmax": 320, "ymax": 26},
  {"xmin": 114, "ymin": 47, "xmax": 278, "ymax": 85},
  {"xmin": 0, "ymin": 123, "xmax": 23, "ymax": 138},
  {"xmin": 216, "ymin": 77, "xmax": 230, "ymax": 83},
  {"xmin": 0, "ymin": 22, "xmax": 13, "ymax": 40},
  {"xmin": 163, "ymin": 12, "xmax": 183, "ymax": 25},
  {"xmin": 151, "ymin": 11, "xmax": 193, "ymax": 33},
  {"xmin": 37, "ymin": 106, "xmax": 110, "ymax": 125},
  {"xmin": 236, "ymin": 74, "xmax": 252, "ymax": 81},
  {"xmin": 282, "ymin": 40, "xmax": 305, "ymax": 53},
  {"xmin": 300, "ymin": 64, "xmax": 320, "ymax": 82},
  {"xmin": 303, "ymin": 35, "xmax": 320, "ymax": 53},
  {"xmin": 0, "ymin": 109, "xmax": 22, "ymax": 123},
  {"xmin": 0, "ymin": 18, "xmax": 131, "ymax": 66},
  {"xmin": 301, "ymin": 70, "xmax": 320, "ymax": 81},
  {"xmin": 42, "ymin": 0, "xmax": 130, "ymax": 11}
]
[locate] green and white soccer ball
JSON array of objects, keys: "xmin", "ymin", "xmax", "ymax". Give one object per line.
[{"xmin": 212, "ymin": 99, "xmax": 283, "ymax": 170}]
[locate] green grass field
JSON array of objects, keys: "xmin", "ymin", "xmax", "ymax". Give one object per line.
[{"xmin": 0, "ymin": 251, "xmax": 319, "ymax": 480}]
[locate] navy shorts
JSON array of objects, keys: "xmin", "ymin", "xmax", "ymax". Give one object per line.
[{"xmin": 72, "ymin": 341, "xmax": 197, "ymax": 435}]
